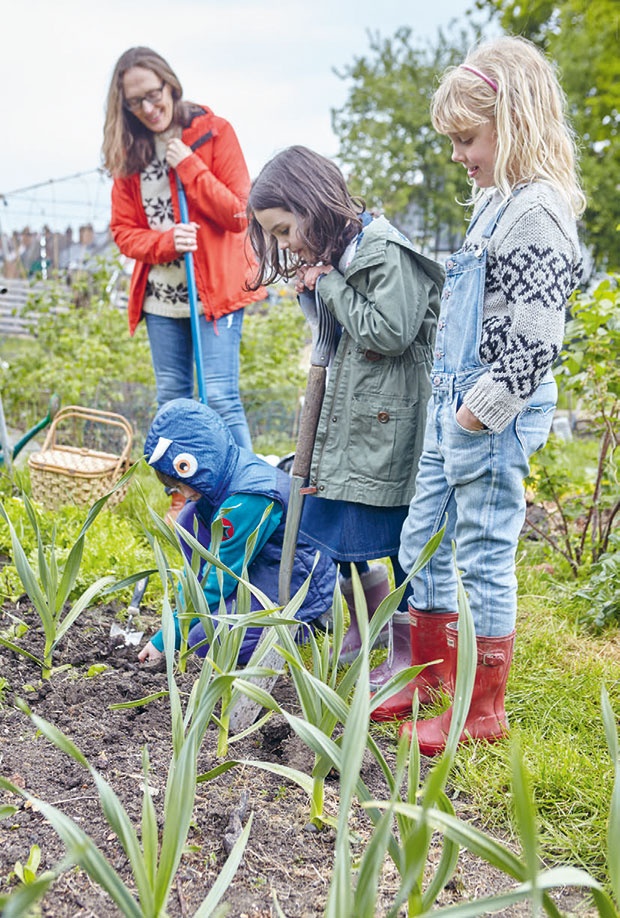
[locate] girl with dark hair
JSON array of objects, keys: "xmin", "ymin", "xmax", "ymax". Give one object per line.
[{"xmin": 247, "ymin": 146, "xmax": 443, "ymax": 689}]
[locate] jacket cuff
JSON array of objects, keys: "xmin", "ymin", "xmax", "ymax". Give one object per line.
[
  {"xmin": 176, "ymin": 153, "xmax": 208, "ymax": 185},
  {"xmin": 150, "ymin": 629, "xmax": 164, "ymax": 653},
  {"xmin": 315, "ymin": 270, "xmax": 347, "ymax": 318},
  {"xmin": 160, "ymin": 227, "xmax": 179, "ymax": 261}
]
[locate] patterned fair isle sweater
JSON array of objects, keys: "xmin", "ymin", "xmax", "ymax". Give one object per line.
[
  {"xmin": 461, "ymin": 181, "xmax": 583, "ymax": 432},
  {"xmin": 140, "ymin": 132, "xmax": 193, "ymax": 319}
]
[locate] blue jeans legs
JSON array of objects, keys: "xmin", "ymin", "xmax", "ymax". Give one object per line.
[
  {"xmin": 399, "ymin": 380, "xmax": 556, "ymax": 636},
  {"xmin": 145, "ymin": 310, "xmax": 252, "ymax": 449}
]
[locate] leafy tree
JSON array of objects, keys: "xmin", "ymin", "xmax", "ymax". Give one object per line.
[
  {"xmin": 474, "ymin": 0, "xmax": 620, "ymax": 268},
  {"xmin": 333, "ymin": 4, "xmax": 619, "ymax": 268},
  {"xmin": 331, "ymin": 26, "xmax": 481, "ymax": 256}
]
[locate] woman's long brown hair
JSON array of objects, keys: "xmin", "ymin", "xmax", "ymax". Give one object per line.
[{"xmin": 102, "ymin": 46, "xmax": 198, "ymax": 178}]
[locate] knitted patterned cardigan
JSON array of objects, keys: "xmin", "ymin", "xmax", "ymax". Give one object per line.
[{"xmin": 460, "ymin": 181, "xmax": 582, "ymax": 432}]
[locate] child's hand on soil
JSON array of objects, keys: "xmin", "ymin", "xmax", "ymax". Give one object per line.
[{"xmin": 138, "ymin": 641, "xmax": 164, "ymax": 663}]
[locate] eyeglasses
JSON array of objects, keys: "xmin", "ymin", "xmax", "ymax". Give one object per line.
[{"xmin": 123, "ymin": 82, "xmax": 166, "ymax": 113}]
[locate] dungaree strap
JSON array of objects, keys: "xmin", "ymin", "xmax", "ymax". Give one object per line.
[{"xmin": 466, "ymin": 187, "xmax": 525, "ymax": 242}]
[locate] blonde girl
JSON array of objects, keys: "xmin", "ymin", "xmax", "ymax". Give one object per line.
[{"xmin": 371, "ymin": 37, "xmax": 585, "ymax": 753}]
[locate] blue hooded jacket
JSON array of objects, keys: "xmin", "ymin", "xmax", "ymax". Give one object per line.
[{"xmin": 144, "ymin": 399, "xmax": 336, "ymax": 661}]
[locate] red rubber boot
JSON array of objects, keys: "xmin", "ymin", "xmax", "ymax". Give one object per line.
[
  {"xmin": 370, "ymin": 609, "xmax": 458, "ymax": 722},
  {"xmin": 336, "ymin": 564, "xmax": 390, "ymax": 665},
  {"xmin": 400, "ymin": 629, "xmax": 516, "ymax": 756}
]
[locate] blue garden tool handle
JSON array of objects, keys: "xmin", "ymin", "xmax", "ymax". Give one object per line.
[{"xmin": 175, "ymin": 173, "xmax": 207, "ymax": 405}]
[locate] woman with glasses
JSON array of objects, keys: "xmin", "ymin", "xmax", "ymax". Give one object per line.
[{"xmin": 102, "ymin": 47, "xmax": 265, "ymax": 519}]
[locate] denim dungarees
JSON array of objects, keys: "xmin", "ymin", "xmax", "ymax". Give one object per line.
[{"xmin": 399, "ymin": 196, "xmax": 557, "ymax": 637}]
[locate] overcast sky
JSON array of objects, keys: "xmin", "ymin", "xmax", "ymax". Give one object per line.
[{"xmin": 0, "ymin": 0, "xmax": 478, "ymax": 235}]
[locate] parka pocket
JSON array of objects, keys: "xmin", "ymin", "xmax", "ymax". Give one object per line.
[{"xmin": 349, "ymin": 395, "xmax": 419, "ymax": 485}]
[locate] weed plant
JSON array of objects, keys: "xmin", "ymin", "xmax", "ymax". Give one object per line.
[{"xmin": 0, "ymin": 484, "xmax": 130, "ymax": 678}]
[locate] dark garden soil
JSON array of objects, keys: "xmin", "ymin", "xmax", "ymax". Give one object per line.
[{"xmin": 0, "ymin": 599, "xmax": 595, "ymax": 917}]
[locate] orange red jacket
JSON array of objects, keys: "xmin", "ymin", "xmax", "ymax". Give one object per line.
[{"xmin": 110, "ymin": 106, "xmax": 265, "ymax": 335}]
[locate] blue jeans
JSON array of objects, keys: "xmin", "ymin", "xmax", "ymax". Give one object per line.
[
  {"xmin": 145, "ymin": 310, "xmax": 252, "ymax": 450},
  {"xmin": 399, "ymin": 378, "xmax": 556, "ymax": 636}
]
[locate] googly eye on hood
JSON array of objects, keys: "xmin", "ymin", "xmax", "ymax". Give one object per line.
[{"xmin": 173, "ymin": 452, "xmax": 198, "ymax": 478}]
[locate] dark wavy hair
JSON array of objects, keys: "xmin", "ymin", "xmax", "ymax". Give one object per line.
[
  {"xmin": 246, "ymin": 146, "xmax": 364, "ymax": 289},
  {"xmin": 102, "ymin": 46, "xmax": 201, "ymax": 177}
]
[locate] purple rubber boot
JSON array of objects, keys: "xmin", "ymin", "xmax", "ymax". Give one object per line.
[
  {"xmin": 336, "ymin": 563, "xmax": 390, "ymax": 665},
  {"xmin": 368, "ymin": 612, "xmax": 411, "ymax": 690}
]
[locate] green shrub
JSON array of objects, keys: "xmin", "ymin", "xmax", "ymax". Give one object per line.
[
  {"xmin": 576, "ymin": 531, "xmax": 620, "ymax": 630},
  {"xmin": 0, "ymin": 271, "xmax": 309, "ymax": 456},
  {"xmin": 525, "ymin": 273, "xmax": 620, "ymax": 576},
  {"xmin": 240, "ymin": 289, "xmax": 308, "ymax": 454},
  {"xmin": 240, "ymin": 289, "xmax": 307, "ymax": 396},
  {"xmin": 0, "ymin": 257, "xmax": 154, "ymax": 433}
]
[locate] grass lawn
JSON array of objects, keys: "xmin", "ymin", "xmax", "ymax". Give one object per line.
[{"xmin": 399, "ymin": 540, "xmax": 619, "ymax": 882}]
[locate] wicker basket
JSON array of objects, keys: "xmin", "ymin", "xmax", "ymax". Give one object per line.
[{"xmin": 28, "ymin": 406, "xmax": 133, "ymax": 510}]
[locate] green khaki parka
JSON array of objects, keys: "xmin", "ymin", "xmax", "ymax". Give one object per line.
[{"xmin": 308, "ymin": 216, "xmax": 444, "ymax": 507}]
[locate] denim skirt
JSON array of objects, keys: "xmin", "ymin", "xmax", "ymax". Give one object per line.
[{"xmin": 299, "ymin": 495, "xmax": 408, "ymax": 562}]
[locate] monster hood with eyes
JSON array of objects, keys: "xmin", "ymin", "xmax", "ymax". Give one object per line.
[
  {"xmin": 144, "ymin": 400, "xmax": 337, "ymax": 656},
  {"xmin": 144, "ymin": 398, "xmax": 281, "ymax": 508}
]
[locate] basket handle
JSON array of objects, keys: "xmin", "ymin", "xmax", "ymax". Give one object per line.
[{"xmin": 41, "ymin": 406, "xmax": 134, "ymax": 474}]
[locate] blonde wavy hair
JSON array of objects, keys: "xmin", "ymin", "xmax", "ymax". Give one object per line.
[
  {"xmin": 431, "ymin": 35, "xmax": 586, "ymax": 217},
  {"xmin": 102, "ymin": 47, "xmax": 188, "ymax": 178}
]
